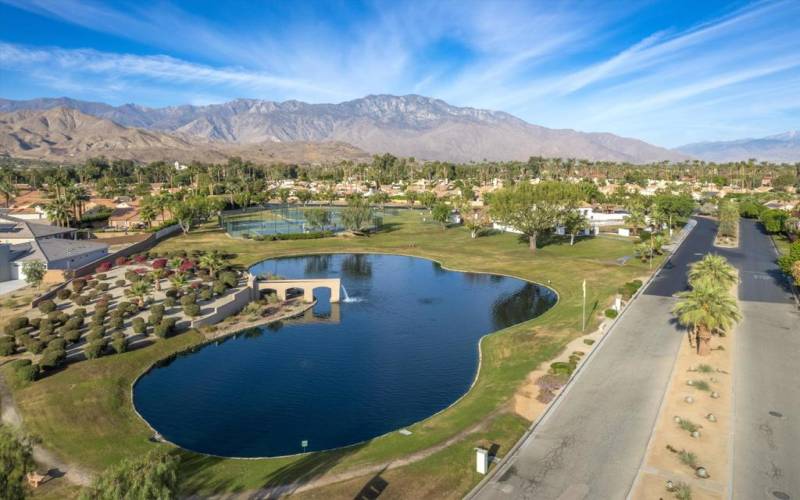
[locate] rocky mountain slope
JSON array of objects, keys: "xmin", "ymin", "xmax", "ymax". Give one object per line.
[
  {"xmin": 675, "ymin": 131, "xmax": 800, "ymax": 163},
  {"xmin": 0, "ymin": 108, "xmax": 368, "ymax": 164},
  {"xmin": 0, "ymin": 95, "xmax": 687, "ymax": 163}
]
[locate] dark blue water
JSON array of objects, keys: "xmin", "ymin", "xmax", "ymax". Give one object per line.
[{"xmin": 133, "ymin": 254, "xmax": 556, "ymax": 457}]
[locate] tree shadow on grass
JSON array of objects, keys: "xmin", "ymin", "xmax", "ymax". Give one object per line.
[{"xmin": 178, "ymin": 442, "xmax": 367, "ymax": 498}]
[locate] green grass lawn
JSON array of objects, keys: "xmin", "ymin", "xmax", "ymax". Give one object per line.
[
  {"xmin": 772, "ymin": 233, "xmax": 793, "ymax": 255},
  {"xmin": 5, "ymin": 211, "xmax": 659, "ymax": 496}
]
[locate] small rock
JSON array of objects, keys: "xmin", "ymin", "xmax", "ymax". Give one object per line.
[
  {"xmin": 710, "ymin": 391, "xmax": 720, "ymax": 399},
  {"xmin": 673, "ymin": 416, "xmax": 682, "ymax": 423},
  {"xmin": 695, "ymin": 467, "xmax": 709, "ymax": 478},
  {"xmin": 686, "ymin": 380, "xmax": 695, "ymax": 386},
  {"xmin": 706, "ymin": 413, "xmax": 717, "ymax": 422},
  {"xmin": 685, "ymin": 396, "xmax": 694, "ymax": 404},
  {"xmin": 691, "ymin": 430, "xmax": 701, "ymax": 438}
]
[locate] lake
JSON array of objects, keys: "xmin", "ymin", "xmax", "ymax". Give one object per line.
[{"xmin": 133, "ymin": 253, "xmax": 556, "ymax": 457}]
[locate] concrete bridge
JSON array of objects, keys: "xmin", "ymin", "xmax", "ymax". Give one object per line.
[{"xmin": 252, "ymin": 277, "xmax": 341, "ymax": 303}]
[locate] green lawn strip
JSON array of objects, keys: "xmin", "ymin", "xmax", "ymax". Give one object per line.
[
  {"xmin": 771, "ymin": 233, "xmax": 792, "ymax": 255},
  {"xmin": 5, "ymin": 211, "xmax": 656, "ymax": 495}
]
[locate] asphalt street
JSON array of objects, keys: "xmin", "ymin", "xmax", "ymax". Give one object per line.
[
  {"xmin": 724, "ymin": 219, "xmax": 799, "ymax": 500},
  {"xmin": 471, "ymin": 218, "xmax": 718, "ymax": 500}
]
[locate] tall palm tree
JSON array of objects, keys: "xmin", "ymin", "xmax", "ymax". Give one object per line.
[
  {"xmin": 673, "ymin": 282, "xmax": 741, "ymax": 356},
  {"xmin": 44, "ymin": 198, "xmax": 72, "ymax": 227},
  {"xmin": 688, "ymin": 254, "xmax": 738, "ymax": 290}
]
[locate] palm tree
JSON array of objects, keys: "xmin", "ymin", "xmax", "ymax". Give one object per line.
[
  {"xmin": 169, "ymin": 272, "xmax": 189, "ymax": 291},
  {"xmin": 44, "ymin": 198, "xmax": 72, "ymax": 227},
  {"xmin": 130, "ymin": 280, "xmax": 152, "ymax": 307},
  {"xmin": 0, "ymin": 176, "xmax": 17, "ymax": 207},
  {"xmin": 150, "ymin": 268, "xmax": 167, "ymax": 291},
  {"xmin": 198, "ymin": 252, "xmax": 225, "ymax": 279},
  {"xmin": 673, "ymin": 282, "xmax": 741, "ymax": 355},
  {"xmin": 688, "ymin": 254, "xmax": 738, "ymax": 290}
]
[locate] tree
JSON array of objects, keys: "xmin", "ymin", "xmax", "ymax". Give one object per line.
[
  {"xmin": 688, "ymin": 254, "xmax": 738, "ymax": 290},
  {"xmin": 418, "ymin": 191, "xmax": 437, "ymax": 211},
  {"xmin": 673, "ymin": 281, "xmax": 741, "ymax": 356},
  {"xmin": 295, "ymin": 189, "xmax": 313, "ymax": 205},
  {"xmin": 169, "ymin": 272, "xmax": 189, "ymax": 290},
  {"xmin": 792, "ymin": 260, "xmax": 800, "ymax": 285},
  {"xmin": 431, "ymin": 203, "xmax": 451, "ymax": 229},
  {"xmin": 0, "ymin": 175, "xmax": 18, "ymax": 207},
  {"xmin": 760, "ymin": 209, "xmax": 788, "ymax": 234},
  {"xmin": 778, "ymin": 241, "xmax": 800, "ymax": 274},
  {"xmin": 370, "ymin": 191, "xmax": 390, "ymax": 210},
  {"xmin": 198, "ymin": 252, "xmax": 226, "ymax": 278},
  {"xmin": 130, "ymin": 280, "xmax": 152, "ymax": 308},
  {"xmin": 22, "ymin": 260, "xmax": 46, "ymax": 287},
  {"xmin": 458, "ymin": 199, "xmax": 488, "ymax": 239},
  {"xmin": 341, "ymin": 197, "xmax": 373, "ymax": 232},
  {"xmin": 489, "ymin": 181, "xmax": 579, "ymax": 254},
  {"xmin": 150, "ymin": 268, "xmax": 166, "ymax": 291},
  {"xmin": 718, "ymin": 200, "xmax": 739, "ymax": 238},
  {"xmin": 79, "ymin": 449, "xmax": 179, "ymax": 500},
  {"xmin": 623, "ymin": 198, "xmax": 647, "ymax": 236},
  {"xmin": 44, "ymin": 197, "xmax": 73, "ymax": 227},
  {"xmin": 0, "ymin": 426, "xmax": 34, "ymax": 500},
  {"xmin": 561, "ymin": 209, "xmax": 589, "ymax": 245},
  {"xmin": 303, "ymin": 208, "xmax": 331, "ymax": 231}
]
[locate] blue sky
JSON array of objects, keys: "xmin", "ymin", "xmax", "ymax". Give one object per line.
[{"xmin": 0, "ymin": 0, "xmax": 798, "ymax": 147}]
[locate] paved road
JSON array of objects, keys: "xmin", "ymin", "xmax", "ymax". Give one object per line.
[
  {"xmin": 471, "ymin": 218, "xmax": 718, "ymax": 500},
  {"xmin": 723, "ymin": 220, "xmax": 799, "ymax": 500}
]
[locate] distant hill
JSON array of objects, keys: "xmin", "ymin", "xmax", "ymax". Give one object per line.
[
  {"xmin": 675, "ymin": 131, "xmax": 800, "ymax": 163},
  {"xmin": 0, "ymin": 108, "xmax": 369, "ymax": 164},
  {"xmin": 0, "ymin": 95, "xmax": 688, "ymax": 164}
]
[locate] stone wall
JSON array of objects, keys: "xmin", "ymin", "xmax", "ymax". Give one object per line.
[{"xmin": 191, "ymin": 284, "xmax": 254, "ymax": 328}]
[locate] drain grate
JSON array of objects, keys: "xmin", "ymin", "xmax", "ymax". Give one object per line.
[
  {"xmin": 769, "ymin": 411, "xmax": 784, "ymax": 418},
  {"xmin": 772, "ymin": 491, "xmax": 790, "ymax": 500}
]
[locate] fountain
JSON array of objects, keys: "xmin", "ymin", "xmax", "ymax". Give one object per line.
[{"xmin": 341, "ymin": 285, "xmax": 362, "ymax": 303}]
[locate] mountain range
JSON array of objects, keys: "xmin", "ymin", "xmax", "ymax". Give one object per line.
[
  {"xmin": 675, "ymin": 131, "xmax": 800, "ymax": 163},
  {"xmin": 0, "ymin": 95, "xmax": 687, "ymax": 164}
]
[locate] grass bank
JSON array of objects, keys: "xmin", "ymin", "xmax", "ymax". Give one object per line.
[{"xmin": 5, "ymin": 211, "xmax": 660, "ymax": 497}]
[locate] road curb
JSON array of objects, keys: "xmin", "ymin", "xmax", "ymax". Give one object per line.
[{"xmin": 464, "ymin": 219, "xmax": 698, "ymax": 499}]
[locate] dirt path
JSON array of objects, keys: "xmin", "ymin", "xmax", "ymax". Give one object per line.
[{"xmin": 0, "ymin": 369, "xmax": 94, "ymax": 487}]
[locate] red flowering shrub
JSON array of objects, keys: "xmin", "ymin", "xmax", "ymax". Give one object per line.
[
  {"xmin": 115, "ymin": 256, "xmax": 128, "ymax": 266},
  {"xmin": 133, "ymin": 254, "xmax": 147, "ymax": 264},
  {"xmin": 96, "ymin": 261, "xmax": 112, "ymax": 273},
  {"xmin": 179, "ymin": 260, "xmax": 195, "ymax": 272},
  {"xmin": 135, "ymin": 268, "xmax": 148, "ymax": 275},
  {"xmin": 151, "ymin": 258, "xmax": 167, "ymax": 269},
  {"xmin": 190, "ymin": 281, "xmax": 201, "ymax": 289}
]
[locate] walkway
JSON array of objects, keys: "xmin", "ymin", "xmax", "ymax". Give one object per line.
[{"xmin": 470, "ymin": 217, "xmax": 718, "ymax": 499}]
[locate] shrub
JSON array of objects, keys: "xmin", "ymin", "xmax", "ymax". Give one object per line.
[
  {"xmin": 116, "ymin": 279, "xmax": 126, "ymax": 287},
  {"xmin": 165, "ymin": 288, "xmax": 179, "ymax": 299},
  {"xmin": 38, "ymin": 299, "xmax": 56, "ymax": 314},
  {"xmin": 27, "ymin": 340, "xmax": 45, "ymax": 354},
  {"xmin": 73, "ymin": 308, "xmax": 87, "ymax": 318},
  {"xmin": 64, "ymin": 329, "xmax": 82, "ymax": 343},
  {"xmin": 212, "ymin": 281, "xmax": 227, "ymax": 296},
  {"xmin": 4, "ymin": 316, "xmax": 29, "ymax": 336},
  {"xmin": 183, "ymin": 303, "xmax": 201, "ymax": 317},
  {"xmin": 677, "ymin": 418, "xmax": 700, "ymax": 433},
  {"xmin": 96, "ymin": 273, "xmax": 108, "ymax": 281},
  {"xmin": 110, "ymin": 333, "xmax": 127, "ymax": 354},
  {"xmin": 109, "ymin": 315, "xmax": 124, "ymax": 331},
  {"xmin": 152, "ymin": 258, "xmax": 167, "ymax": 269},
  {"xmin": 125, "ymin": 271, "xmax": 140, "ymax": 283},
  {"xmin": 220, "ymin": 271, "xmax": 238, "ymax": 288},
  {"xmin": 0, "ymin": 337, "xmax": 16, "ymax": 356},
  {"xmin": 199, "ymin": 288, "xmax": 213, "ymax": 301},
  {"xmin": 96, "ymin": 261, "xmax": 112, "ymax": 273},
  {"xmin": 57, "ymin": 288, "xmax": 72, "ymax": 300},
  {"xmin": 73, "ymin": 294, "xmax": 89, "ymax": 306},
  {"xmin": 72, "ymin": 278, "xmax": 87, "ymax": 293},
  {"xmin": 154, "ymin": 317, "xmax": 177, "ymax": 338},
  {"xmin": 29, "ymin": 317, "xmax": 41, "ymax": 330},
  {"xmin": 65, "ymin": 317, "xmax": 83, "ymax": 330},
  {"xmin": 11, "ymin": 359, "xmax": 38, "ymax": 383},
  {"xmin": 88, "ymin": 279, "xmax": 99, "ymax": 289},
  {"xmin": 40, "ymin": 347, "xmax": 66, "ymax": 369},
  {"xmin": 85, "ymin": 339, "xmax": 106, "ymax": 359},
  {"xmin": 39, "ymin": 321, "xmax": 54, "ymax": 337},
  {"xmin": 549, "ymin": 362, "xmax": 575, "ymax": 376},
  {"xmin": 89, "ymin": 324, "xmax": 106, "ymax": 338},
  {"xmin": 677, "ymin": 449, "xmax": 698, "ymax": 469},
  {"xmin": 132, "ymin": 317, "xmax": 147, "ymax": 334},
  {"xmin": 164, "ymin": 297, "xmax": 176, "ymax": 308},
  {"xmin": 97, "ymin": 283, "xmax": 110, "ymax": 292},
  {"xmin": 604, "ymin": 308, "xmax": 618, "ymax": 319},
  {"xmin": 180, "ymin": 294, "xmax": 196, "ymax": 307},
  {"xmin": 115, "ymin": 256, "xmax": 128, "ymax": 266},
  {"xmin": 692, "ymin": 380, "xmax": 710, "ymax": 391}
]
